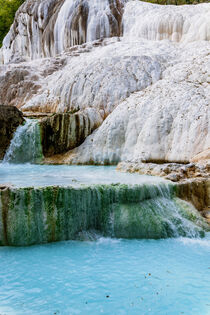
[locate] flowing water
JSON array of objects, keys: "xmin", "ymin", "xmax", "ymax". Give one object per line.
[
  {"xmin": 0, "ymin": 165, "xmax": 208, "ymax": 245},
  {"xmin": 3, "ymin": 119, "xmax": 43, "ymax": 164},
  {"xmin": 0, "ymin": 236, "xmax": 209, "ymax": 315}
]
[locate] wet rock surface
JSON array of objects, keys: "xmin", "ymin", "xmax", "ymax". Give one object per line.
[
  {"xmin": 0, "ymin": 105, "xmax": 24, "ymax": 159},
  {"xmin": 177, "ymin": 179, "xmax": 210, "ymax": 212},
  {"xmin": 117, "ymin": 161, "xmax": 210, "ymax": 221},
  {"xmin": 39, "ymin": 112, "xmax": 97, "ymax": 157}
]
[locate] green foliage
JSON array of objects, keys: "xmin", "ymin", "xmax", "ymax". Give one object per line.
[{"xmin": 0, "ymin": 0, "xmax": 25, "ymax": 47}]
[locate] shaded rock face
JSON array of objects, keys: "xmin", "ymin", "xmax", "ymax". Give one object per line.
[
  {"xmin": 177, "ymin": 179, "xmax": 210, "ymax": 212},
  {"xmin": 0, "ymin": 106, "xmax": 24, "ymax": 159},
  {"xmin": 1, "ymin": 0, "xmax": 125, "ymax": 63},
  {"xmin": 40, "ymin": 112, "xmax": 98, "ymax": 157}
]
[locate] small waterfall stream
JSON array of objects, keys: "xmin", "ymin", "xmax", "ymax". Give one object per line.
[{"xmin": 3, "ymin": 119, "xmax": 43, "ymax": 164}]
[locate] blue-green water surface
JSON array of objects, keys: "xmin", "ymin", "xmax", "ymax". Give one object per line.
[
  {"xmin": 0, "ymin": 164, "xmax": 167, "ymax": 187},
  {"xmin": 0, "ymin": 236, "xmax": 209, "ymax": 315}
]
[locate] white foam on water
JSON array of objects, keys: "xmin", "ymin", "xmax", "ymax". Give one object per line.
[{"xmin": 177, "ymin": 234, "xmax": 210, "ymax": 248}]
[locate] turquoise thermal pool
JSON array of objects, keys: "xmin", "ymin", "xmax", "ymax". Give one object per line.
[
  {"xmin": 0, "ymin": 236, "xmax": 210, "ymax": 315},
  {"xmin": 0, "ymin": 164, "xmax": 167, "ymax": 188},
  {"xmin": 0, "ymin": 165, "xmax": 209, "ymax": 314}
]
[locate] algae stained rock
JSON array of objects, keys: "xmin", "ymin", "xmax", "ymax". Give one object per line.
[{"xmin": 0, "ymin": 183, "xmax": 208, "ymax": 246}]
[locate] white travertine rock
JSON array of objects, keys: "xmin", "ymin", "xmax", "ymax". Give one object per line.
[
  {"xmin": 1, "ymin": 1, "xmax": 210, "ymax": 63},
  {"xmin": 63, "ymin": 43, "xmax": 210, "ymax": 164},
  {"xmin": 0, "ymin": 0, "xmax": 209, "ymax": 163},
  {"xmin": 1, "ymin": 0, "xmax": 125, "ymax": 63},
  {"xmin": 123, "ymin": 1, "xmax": 210, "ymax": 43},
  {"xmin": 20, "ymin": 38, "xmax": 172, "ymax": 115}
]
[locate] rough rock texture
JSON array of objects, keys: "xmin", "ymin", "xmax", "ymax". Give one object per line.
[
  {"xmin": 0, "ymin": 105, "xmax": 24, "ymax": 159},
  {"xmin": 0, "ymin": 56, "xmax": 66, "ymax": 109},
  {"xmin": 40, "ymin": 112, "xmax": 99, "ymax": 156},
  {"xmin": 0, "ymin": 0, "xmax": 209, "ymax": 164},
  {"xmin": 123, "ymin": 1, "xmax": 210, "ymax": 42},
  {"xmin": 1, "ymin": 0, "xmax": 210, "ymax": 63},
  {"xmin": 50, "ymin": 44, "xmax": 210, "ymax": 164},
  {"xmin": 0, "ymin": 0, "xmax": 125, "ymax": 63},
  {"xmin": 191, "ymin": 149, "xmax": 210, "ymax": 165},
  {"xmin": 177, "ymin": 179, "xmax": 210, "ymax": 212},
  {"xmin": 117, "ymin": 161, "xmax": 210, "ymax": 182},
  {"xmin": 20, "ymin": 38, "xmax": 165, "ymax": 115}
]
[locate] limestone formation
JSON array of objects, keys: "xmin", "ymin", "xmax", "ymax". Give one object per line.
[
  {"xmin": 191, "ymin": 149, "xmax": 210, "ymax": 165},
  {"xmin": 0, "ymin": 0, "xmax": 209, "ymax": 164},
  {"xmin": 0, "ymin": 0, "xmax": 125, "ymax": 63},
  {"xmin": 51, "ymin": 46, "xmax": 210, "ymax": 165},
  {"xmin": 0, "ymin": 105, "xmax": 24, "ymax": 159},
  {"xmin": 1, "ymin": 0, "xmax": 210, "ymax": 64},
  {"xmin": 123, "ymin": 1, "xmax": 210, "ymax": 42}
]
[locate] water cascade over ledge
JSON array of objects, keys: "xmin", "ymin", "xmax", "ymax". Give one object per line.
[
  {"xmin": 0, "ymin": 179, "xmax": 208, "ymax": 246},
  {"xmin": 3, "ymin": 119, "xmax": 43, "ymax": 164}
]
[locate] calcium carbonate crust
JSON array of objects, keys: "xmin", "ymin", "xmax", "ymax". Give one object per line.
[{"xmin": 0, "ymin": 0, "xmax": 209, "ymax": 164}]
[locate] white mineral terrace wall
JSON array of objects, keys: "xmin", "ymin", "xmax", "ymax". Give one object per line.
[
  {"xmin": 0, "ymin": 0, "xmax": 209, "ymax": 164},
  {"xmin": 1, "ymin": 0, "xmax": 210, "ymax": 63}
]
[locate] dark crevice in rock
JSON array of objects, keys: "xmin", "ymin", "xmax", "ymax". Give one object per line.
[
  {"xmin": 0, "ymin": 188, "xmax": 10, "ymax": 246},
  {"xmin": 39, "ymin": 112, "xmax": 94, "ymax": 157}
]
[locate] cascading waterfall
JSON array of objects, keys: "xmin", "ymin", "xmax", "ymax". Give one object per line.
[
  {"xmin": 3, "ymin": 119, "xmax": 43, "ymax": 164},
  {"xmin": 0, "ymin": 182, "xmax": 208, "ymax": 246}
]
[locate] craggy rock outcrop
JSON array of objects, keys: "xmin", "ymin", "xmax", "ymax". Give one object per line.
[
  {"xmin": 123, "ymin": 1, "xmax": 210, "ymax": 42},
  {"xmin": 1, "ymin": 0, "xmax": 209, "ymax": 63},
  {"xmin": 0, "ymin": 56, "xmax": 66, "ymax": 108},
  {"xmin": 40, "ymin": 112, "xmax": 100, "ymax": 156},
  {"xmin": 0, "ymin": 105, "xmax": 24, "ymax": 159},
  {"xmin": 117, "ymin": 161, "xmax": 210, "ymax": 182}
]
